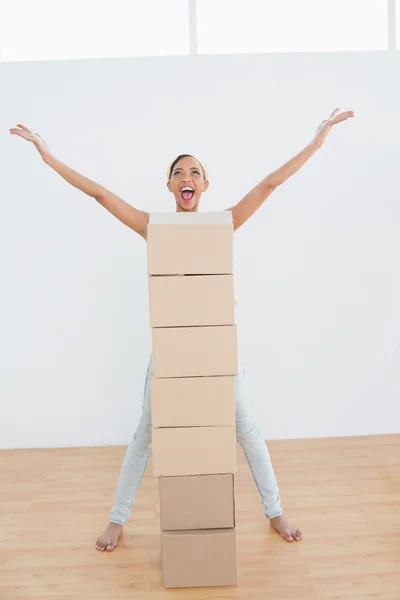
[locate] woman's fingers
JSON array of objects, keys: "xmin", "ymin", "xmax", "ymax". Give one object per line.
[
  {"xmin": 10, "ymin": 128, "xmax": 31, "ymax": 140},
  {"xmin": 10, "ymin": 128, "xmax": 26, "ymax": 136},
  {"xmin": 333, "ymin": 110, "xmax": 354, "ymax": 124},
  {"xmin": 16, "ymin": 124, "xmax": 32, "ymax": 133}
]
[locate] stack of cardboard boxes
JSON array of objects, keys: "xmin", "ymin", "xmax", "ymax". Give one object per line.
[{"xmin": 147, "ymin": 212, "xmax": 238, "ymax": 589}]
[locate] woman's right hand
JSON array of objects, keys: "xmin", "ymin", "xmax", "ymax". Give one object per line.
[
  {"xmin": 9, "ymin": 124, "xmax": 51, "ymax": 161},
  {"xmin": 9, "ymin": 123, "xmax": 149, "ymax": 237}
]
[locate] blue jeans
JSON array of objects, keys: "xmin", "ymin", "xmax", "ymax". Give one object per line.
[{"xmin": 110, "ymin": 358, "xmax": 282, "ymax": 524}]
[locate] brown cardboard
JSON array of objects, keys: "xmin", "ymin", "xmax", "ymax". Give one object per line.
[
  {"xmin": 147, "ymin": 223, "xmax": 233, "ymax": 275},
  {"xmin": 149, "ymin": 274, "xmax": 234, "ymax": 328},
  {"xmin": 162, "ymin": 528, "xmax": 238, "ymax": 588},
  {"xmin": 152, "ymin": 426, "xmax": 237, "ymax": 477},
  {"xmin": 152, "ymin": 325, "xmax": 238, "ymax": 378},
  {"xmin": 149, "ymin": 212, "xmax": 233, "ymax": 225},
  {"xmin": 159, "ymin": 474, "xmax": 235, "ymax": 531},
  {"xmin": 151, "ymin": 375, "xmax": 235, "ymax": 428}
]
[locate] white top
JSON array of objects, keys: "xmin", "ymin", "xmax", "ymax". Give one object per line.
[{"xmin": 149, "ymin": 211, "xmax": 233, "ymax": 225}]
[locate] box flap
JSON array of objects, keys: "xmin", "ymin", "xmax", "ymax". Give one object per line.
[{"xmin": 149, "ymin": 211, "xmax": 233, "ymax": 224}]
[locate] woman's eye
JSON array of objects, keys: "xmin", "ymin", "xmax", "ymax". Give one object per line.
[{"xmin": 193, "ymin": 170, "xmax": 200, "ymax": 175}]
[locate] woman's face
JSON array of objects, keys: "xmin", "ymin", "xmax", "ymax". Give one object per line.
[{"xmin": 167, "ymin": 156, "xmax": 209, "ymax": 212}]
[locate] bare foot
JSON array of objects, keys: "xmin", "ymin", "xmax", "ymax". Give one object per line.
[
  {"xmin": 95, "ymin": 522, "xmax": 123, "ymax": 552},
  {"xmin": 270, "ymin": 514, "xmax": 303, "ymax": 542}
]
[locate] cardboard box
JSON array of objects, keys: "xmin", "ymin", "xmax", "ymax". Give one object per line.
[
  {"xmin": 159, "ymin": 474, "xmax": 235, "ymax": 531},
  {"xmin": 149, "ymin": 274, "xmax": 234, "ymax": 328},
  {"xmin": 149, "ymin": 212, "xmax": 234, "ymax": 225},
  {"xmin": 152, "ymin": 426, "xmax": 237, "ymax": 477},
  {"xmin": 151, "ymin": 375, "xmax": 235, "ymax": 428},
  {"xmin": 162, "ymin": 528, "xmax": 238, "ymax": 588},
  {"xmin": 147, "ymin": 212, "xmax": 233, "ymax": 275},
  {"xmin": 152, "ymin": 325, "xmax": 238, "ymax": 378}
]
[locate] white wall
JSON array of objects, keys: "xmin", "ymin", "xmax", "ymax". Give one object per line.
[{"xmin": 1, "ymin": 51, "xmax": 399, "ymax": 449}]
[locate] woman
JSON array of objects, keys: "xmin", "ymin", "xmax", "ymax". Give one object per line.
[{"xmin": 10, "ymin": 108, "xmax": 354, "ymax": 551}]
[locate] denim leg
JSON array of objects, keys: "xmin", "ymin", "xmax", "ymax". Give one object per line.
[
  {"xmin": 109, "ymin": 358, "xmax": 153, "ymax": 525},
  {"xmin": 235, "ymin": 363, "xmax": 283, "ymax": 519}
]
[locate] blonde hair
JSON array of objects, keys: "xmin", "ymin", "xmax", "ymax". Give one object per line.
[{"xmin": 167, "ymin": 154, "xmax": 208, "ymax": 181}]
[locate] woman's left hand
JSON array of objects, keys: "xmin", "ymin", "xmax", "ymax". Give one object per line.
[{"xmin": 314, "ymin": 108, "xmax": 354, "ymax": 146}]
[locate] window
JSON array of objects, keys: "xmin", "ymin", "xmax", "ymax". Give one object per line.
[
  {"xmin": 0, "ymin": 0, "xmax": 189, "ymax": 61},
  {"xmin": 0, "ymin": 0, "xmax": 394, "ymax": 61},
  {"xmin": 197, "ymin": 0, "xmax": 389, "ymax": 54}
]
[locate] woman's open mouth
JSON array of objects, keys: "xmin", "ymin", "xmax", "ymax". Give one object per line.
[{"xmin": 181, "ymin": 187, "xmax": 195, "ymax": 203}]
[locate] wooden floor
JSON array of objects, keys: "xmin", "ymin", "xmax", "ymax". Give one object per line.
[{"xmin": 1, "ymin": 435, "xmax": 399, "ymax": 599}]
